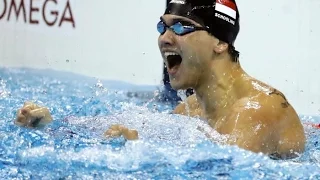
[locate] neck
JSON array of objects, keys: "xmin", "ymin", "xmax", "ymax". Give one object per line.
[{"xmin": 194, "ymin": 56, "xmax": 243, "ymax": 122}]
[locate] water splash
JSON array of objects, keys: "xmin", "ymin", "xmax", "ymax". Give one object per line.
[{"xmin": 0, "ymin": 67, "xmax": 320, "ymax": 179}]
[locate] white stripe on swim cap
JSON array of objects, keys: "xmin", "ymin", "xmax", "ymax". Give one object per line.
[
  {"xmin": 169, "ymin": 0, "xmax": 185, "ymax": 4},
  {"xmin": 216, "ymin": 0, "xmax": 236, "ymax": 19}
]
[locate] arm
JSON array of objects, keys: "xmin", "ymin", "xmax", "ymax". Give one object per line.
[
  {"xmin": 225, "ymin": 98, "xmax": 279, "ymax": 155},
  {"xmin": 227, "ymin": 110, "xmax": 277, "ymax": 154}
]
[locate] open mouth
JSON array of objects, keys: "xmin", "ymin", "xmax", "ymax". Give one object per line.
[{"xmin": 165, "ymin": 52, "xmax": 182, "ymax": 71}]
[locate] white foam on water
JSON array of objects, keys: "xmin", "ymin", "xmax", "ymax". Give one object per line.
[
  {"xmin": 19, "ymin": 103, "xmax": 231, "ymax": 170},
  {"xmin": 65, "ymin": 103, "xmax": 229, "ymax": 146}
]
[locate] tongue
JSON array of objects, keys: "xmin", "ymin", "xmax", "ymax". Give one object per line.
[{"xmin": 168, "ymin": 64, "xmax": 180, "ymax": 75}]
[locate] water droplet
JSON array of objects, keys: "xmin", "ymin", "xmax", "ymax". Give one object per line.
[
  {"xmin": 95, "ymin": 81, "xmax": 103, "ymax": 88},
  {"xmin": 154, "ymin": 89, "xmax": 160, "ymax": 96},
  {"xmin": 253, "ymin": 163, "xmax": 260, "ymax": 168}
]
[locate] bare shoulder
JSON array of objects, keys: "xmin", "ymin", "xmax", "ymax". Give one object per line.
[
  {"xmin": 229, "ymin": 88, "xmax": 305, "ymax": 156},
  {"xmin": 231, "ymin": 88, "xmax": 298, "ymax": 124},
  {"xmin": 237, "ymin": 77, "xmax": 299, "ymax": 119},
  {"xmin": 227, "ymin": 80, "xmax": 303, "ymax": 138},
  {"xmin": 173, "ymin": 94, "xmax": 204, "ymax": 118}
]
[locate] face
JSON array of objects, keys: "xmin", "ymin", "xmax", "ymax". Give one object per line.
[{"xmin": 157, "ymin": 14, "xmax": 219, "ymax": 90}]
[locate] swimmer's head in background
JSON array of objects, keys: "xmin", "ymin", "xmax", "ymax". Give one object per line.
[{"xmin": 163, "ymin": 0, "xmax": 240, "ymax": 46}]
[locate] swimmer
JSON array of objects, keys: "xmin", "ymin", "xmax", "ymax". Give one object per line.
[
  {"xmin": 157, "ymin": 0, "xmax": 305, "ymax": 159},
  {"xmin": 15, "ymin": 0, "xmax": 306, "ymax": 159}
]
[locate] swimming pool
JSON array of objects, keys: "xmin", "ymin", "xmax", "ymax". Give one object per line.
[{"xmin": 1, "ymin": 67, "xmax": 319, "ymax": 179}]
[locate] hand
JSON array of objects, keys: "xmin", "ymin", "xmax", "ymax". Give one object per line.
[
  {"xmin": 104, "ymin": 124, "xmax": 138, "ymax": 140},
  {"xmin": 15, "ymin": 101, "xmax": 53, "ymax": 128}
]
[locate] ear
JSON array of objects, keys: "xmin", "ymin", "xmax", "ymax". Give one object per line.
[{"xmin": 213, "ymin": 40, "xmax": 228, "ymax": 54}]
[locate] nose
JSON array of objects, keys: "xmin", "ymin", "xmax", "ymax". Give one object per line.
[{"xmin": 158, "ymin": 30, "xmax": 175, "ymax": 48}]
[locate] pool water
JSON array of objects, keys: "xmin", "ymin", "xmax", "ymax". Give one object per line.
[{"xmin": 1, "ymin": 67, "xmax": 320, "ymax": 179}]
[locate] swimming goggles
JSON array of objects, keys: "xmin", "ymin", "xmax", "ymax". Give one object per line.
[{"xmin": 157, "ymin": 21, "xmax": 208, "ymax": 36}]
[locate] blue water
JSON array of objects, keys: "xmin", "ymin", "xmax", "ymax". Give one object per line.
[{"xmin": 1, "ymin": 67, "xmax": 320, "ymax": 179}]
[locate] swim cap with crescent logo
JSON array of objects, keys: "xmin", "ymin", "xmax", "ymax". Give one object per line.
[{"xmin": 164, "ymin": 0, "xmax": 240, "ymax": 45}]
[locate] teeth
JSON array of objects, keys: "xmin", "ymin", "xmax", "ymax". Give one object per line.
[{"xmin": 164, "ymin": 52, "xmax": 179, "ymax": 58}]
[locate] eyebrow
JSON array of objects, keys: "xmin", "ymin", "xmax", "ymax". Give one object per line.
[{"xmin": 160, "ymin": 16, "xmax": 194, "ymax": 26}]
